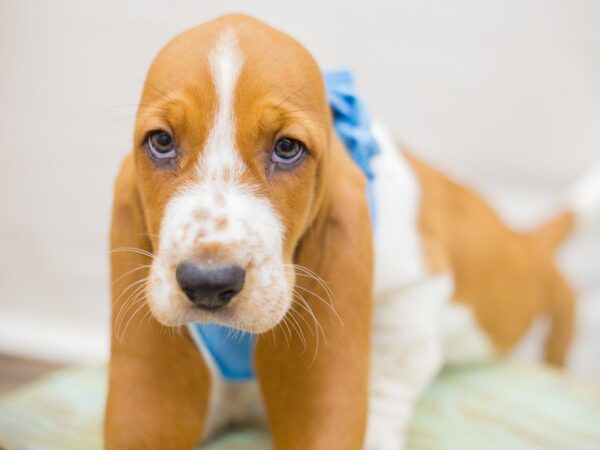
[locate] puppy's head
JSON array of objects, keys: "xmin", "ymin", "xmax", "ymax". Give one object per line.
[{"xmin": 133, "ymin": 15, "xmax": 331, "ymax": 332}]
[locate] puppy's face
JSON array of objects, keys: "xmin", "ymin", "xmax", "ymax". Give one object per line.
[{"xmin": 133, "ymin": 16, "xmax": 330, "ymax": 332}]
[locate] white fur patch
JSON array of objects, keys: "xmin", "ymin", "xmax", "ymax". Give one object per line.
[
  {"xmin": 199, "ymin": 29, "xmax": 245, "ymax": 181},
  {"xmin": 368, "ymin": 121, "xmax": 449, "ymax": 448},
  {"xmin": 371, "ymin": 120, "xmax": 427, "ymax": 294},
  {"xmin": 370, "ymin": 120, "xmax": 496, "ymax": 367},
  {"xmin": 440, "ymin": 302, "xmax": 495, "ymax": 364},
  {"xmin": 366, "ymin": 274, "xmax": 452, "ymax": 450},
  {"xmin": 148, "ymin": 31, "xmax": 291, "ymax": 332},
  {"xmin": 366, "ymin": 122, "xmax": 495, "ymax": 448}
]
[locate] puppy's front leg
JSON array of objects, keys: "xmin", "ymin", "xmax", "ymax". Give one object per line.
[{"xmin": 365, "ymin": 275, "xmax": 451, "ymax": 450}]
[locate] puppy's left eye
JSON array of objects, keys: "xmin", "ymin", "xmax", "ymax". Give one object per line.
[
  {"xmin": 272, "ymin": 138, "xmax": 306, "ymax": 165},
  {"xmin": 147, "ymin": 131, "xmax": 177, "ymax": 160}
]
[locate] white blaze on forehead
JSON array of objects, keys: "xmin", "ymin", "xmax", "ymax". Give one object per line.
[
  {"xmin": 148, "ymin": 29, "xmax": 291, "ymax": 331},
  {"xmin": 199, "ymin": 29, "xmax": 245, "ymax": 179}
]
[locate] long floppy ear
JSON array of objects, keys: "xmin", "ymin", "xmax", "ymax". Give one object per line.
[
  {"xmin": 104, "ymin": 154, "xmax": 211, "ymax": 450},
  {"xmin": 255, "ymin": 136, "xmax": 374, "ymax": 450}
]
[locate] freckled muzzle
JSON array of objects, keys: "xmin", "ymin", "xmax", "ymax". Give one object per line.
[{"xmin": 147, "ymin": 180, "xmax": 292, "ymax": 333}]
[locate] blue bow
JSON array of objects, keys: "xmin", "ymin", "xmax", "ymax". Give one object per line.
[{"xmin": 324, "ymin": 69, "xmax": 379, "ymax": 224}]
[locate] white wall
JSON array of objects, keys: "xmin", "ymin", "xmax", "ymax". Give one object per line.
[{"xmin": 0, "ymin": 1, "xmax": 598, "ymax": 376}]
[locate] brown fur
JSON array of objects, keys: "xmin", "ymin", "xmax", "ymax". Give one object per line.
[
  {"xmin": 407, "ymin": 152, "xmax": 576, "ymax": 364},
  {"xmin": 106, "ymin": 14, "xmax": 372, "ymax": 450}
]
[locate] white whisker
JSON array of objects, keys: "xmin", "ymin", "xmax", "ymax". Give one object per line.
[
  {"xmin": 293, "ymin": 284, "xmax": 344, "ymax": 327},
  {"xmin": 111, "ymin": 246, "xmax": 155, "ymax": 259},
  {"xmin": 119, "ymin": 295, "xmax": 148, "ymax": 342},
  {"xmin": 115, "ymin": 282, "xmax": 148, "ymax": 340},
  {"xmin": 113, "ymin": 280, "xmax": 147, "ymax": 334},
  {"xmin": 111, "ymin": 264, "xmax": 152, "ymax": 287},
  {"xmin": 287, "ymin": 309, "xmax": 308, "ymax": 351}
]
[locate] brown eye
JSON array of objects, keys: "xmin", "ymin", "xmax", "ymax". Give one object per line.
[
  {"xmin": 272, "ymin": 138, "xmax": 306, "ymax": 165},
  {"xmin": 147, "ymin": 131, "xmax": 176, "ymax": 159}
]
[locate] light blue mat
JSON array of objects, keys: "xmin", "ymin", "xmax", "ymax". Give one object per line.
[{"xmin": 1, "ymin": 361, "xmax": 599, "ymax": 450}]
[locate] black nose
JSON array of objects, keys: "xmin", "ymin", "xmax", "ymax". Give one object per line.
[{"xmin": 176, "ymin": 261, "xmax": 245, "ymax": 309}]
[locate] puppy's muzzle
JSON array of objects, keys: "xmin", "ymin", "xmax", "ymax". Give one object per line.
[{"xmin": 175, "ymin": 261, "xmax": 245, "ymax": 310}]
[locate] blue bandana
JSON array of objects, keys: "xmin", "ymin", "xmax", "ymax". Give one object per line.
[
  {"xmin": 324, "ymin": 70, "xmax": 379, "ymax": 224},
  {"xmin": 189, "ymin": 69, "xmax": 379, "ymax": 382}
]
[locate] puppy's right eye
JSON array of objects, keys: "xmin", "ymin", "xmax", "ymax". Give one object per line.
[
  {"xmin": 271, "ymin": 137, "xmax": 306, "ymax": 166},
  {"xmin": 147, "ymin": 131, "xmax": 177, "ymax": 160}
]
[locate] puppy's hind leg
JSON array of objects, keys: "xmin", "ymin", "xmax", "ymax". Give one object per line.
[
  {"xmin": 365, "ymin": 274, "xmax": 451, "ymax": 450},
  {"xmin": 544, "ymin": 272, "xmax": 576, "ymax": 366}
]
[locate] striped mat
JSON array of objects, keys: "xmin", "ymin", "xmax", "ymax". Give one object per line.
[{"xmin": 1, "ymin": 361, "xmax": 599, "ymax": 450}]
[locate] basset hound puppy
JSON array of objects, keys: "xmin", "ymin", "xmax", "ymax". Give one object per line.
[{"xmin": 105, "ymin": 14, "xmax": 599, "ymax": 450}]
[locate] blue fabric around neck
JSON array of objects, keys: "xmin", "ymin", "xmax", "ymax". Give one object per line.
[
  {"xmin": 193, "ymin": 69, "xmax": 379, "ymax": 382},
  {"xmin": 193, "ymin": 323, "xmax": 254, "ymax": 381}
]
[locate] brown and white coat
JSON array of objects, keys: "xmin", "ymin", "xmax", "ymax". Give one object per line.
[{"xmin": 105, "ymin": 14, "xmax": 599, "ymax": 450}]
